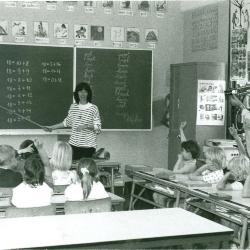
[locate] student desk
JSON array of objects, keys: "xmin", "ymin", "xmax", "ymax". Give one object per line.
[
  {"xmin": 184, "ymin": 187, "xmax": 250, "ymax": 249},
  {"xmin": 128, "ymin": 169, "xmax": 250, "ymax": 248},
  {"xmin": 0, "ymin": 208, "xmax": 233, "ymax": 249}
]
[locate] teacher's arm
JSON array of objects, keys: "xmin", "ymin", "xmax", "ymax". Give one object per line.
[{"xmin": 44, "ymin": 105, "xmax": 73, "ymax": 132}]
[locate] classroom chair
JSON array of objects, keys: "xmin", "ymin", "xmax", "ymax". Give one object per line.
[
  {"xmin": 5, "ymin": 205, "xmax": 56, "ymax": 218},
  {"xmin": 64, "ymin": 197, "xmax": 111, "ymax": 214}
]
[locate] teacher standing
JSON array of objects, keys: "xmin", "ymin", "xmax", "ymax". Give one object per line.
[{"xmin": 45, "ymin": 82, "xmax": 101, "ymax": 160}]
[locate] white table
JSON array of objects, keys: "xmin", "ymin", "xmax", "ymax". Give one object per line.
[{"xmin": 0, "ymin": 208, "xmax": 232, "ymax": 249}]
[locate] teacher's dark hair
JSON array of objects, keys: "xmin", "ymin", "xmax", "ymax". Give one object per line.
[{"xmin": 73, "ymin": 82, "xmax": 92, "ymax": 104}]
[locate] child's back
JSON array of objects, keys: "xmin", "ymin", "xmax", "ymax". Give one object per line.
[
  {"xmin": 12, "ymin": 154, "xmax": 53, "ymax": 208},
  {"xmin": 65, "ymin": 158, "xmax": 108, "ymax": 201}
]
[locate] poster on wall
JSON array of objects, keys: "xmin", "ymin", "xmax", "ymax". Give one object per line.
[
  {"xmin": 196, "ymin": 80, "xmax": 225, "ymax": 126},
  {"xmin": 231, "ymin": 28, "xmax": 247, "ymax": 80},
  {"xmin": 230, "ymin": 0, "xmax": 250, "ymax": 84}
]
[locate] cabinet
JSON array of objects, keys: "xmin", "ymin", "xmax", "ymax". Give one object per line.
[{"xmin": 168, "ymin": 62, "xmax": 227, "ymax": 169}]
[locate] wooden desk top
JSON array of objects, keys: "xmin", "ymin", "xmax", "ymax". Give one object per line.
[{"xmin": 0, "ymin": 208, "xmax": 232, "ymax": 249}]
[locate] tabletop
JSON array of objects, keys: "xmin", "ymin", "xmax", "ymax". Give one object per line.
[{"xmin": 0, "ymin": 208, "xmax": 232, "ymax": 249}]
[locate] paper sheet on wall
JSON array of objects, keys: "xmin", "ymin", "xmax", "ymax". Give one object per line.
[{"xmin": 196, "ymin": 80, "xmax": 225, "ymax": 126}]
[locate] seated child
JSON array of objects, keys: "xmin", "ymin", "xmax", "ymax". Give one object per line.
[
  {"xmin": 0, "ymin": 145, "xmax": 22, "ymax": 187},
  {"xmin": 173, "ymin": 121, "xmax": 200, "ymax": 174},
  {"xmin": 189, "ymin": 146, "xmax": 226, "ymax": 184},
  {"xmin": 12, "ymin": 154, "xmax": 53, "ymax": 208},
  {"xmin": 65, "ymin": 158, "xmax": 109, "ymax": 201},
  {"xmin": 153, "ymin": 121, "xmax": 200, "ymax": 207},
  {"xmin": 217, "ymin": 155, "xmax": 250, "ymax": 191},
  {"xmin": 50, "ymin": 141, "xmax": 76, "ymax": 186}
]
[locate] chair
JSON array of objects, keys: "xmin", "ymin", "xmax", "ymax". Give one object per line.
[
  {"xmin": 5, "ymin": 205, "xmax": 56, "ymax": 218},
  {"xmin": 64, "ymin": 197, "xmax": 111, "ymax": 214}
]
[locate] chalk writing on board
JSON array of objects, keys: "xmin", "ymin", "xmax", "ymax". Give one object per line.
[
  {"xmin": 82, "ymin": 51, "xmax": 96, "ymax": 84},
  {"xmin": 41, "ymin": 61, "xmax": 63, "ymax": 83},
  {"xmin": 5, "ymin": 59, "xmax": 32, "ymax": 124},
  {"xmin": 75, "ymin": 47, "xmax": 152, "ymax": 129},
  {"xmin": 114, "ymin": 52, "xmax": 130, "ymax": 110},
  {"xmin": 191, "ymin": 5, "xmax": 218, "ymax": 52}
]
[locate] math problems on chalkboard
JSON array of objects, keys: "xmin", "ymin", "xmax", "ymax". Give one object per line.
[
  {"xmin": 76, "ymin": 48, "xmax": 152, "ymax": 130},
  {"xmin": 0, "ymin": 44, "xmax": 73, "ymax": 130}
]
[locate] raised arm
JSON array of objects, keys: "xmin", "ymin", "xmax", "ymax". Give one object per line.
[
  {"xmin": 228, "ymin": 125, "xmax": 247, "ymax": 156},
  {"xmin": 179, "ymin": 121, "xmax": 187, "ymax": 142}
]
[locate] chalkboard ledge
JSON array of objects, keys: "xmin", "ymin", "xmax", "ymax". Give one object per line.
[{"xmin": 0, "ymin": 129, "xmax": 71, "ymax": 135}]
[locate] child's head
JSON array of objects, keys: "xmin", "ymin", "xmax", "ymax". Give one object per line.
[
  {"xmin": 181, "ymin": 140, "xmax": 200, "ymax": 160},
  {"xmin": 50, "ymin": 141, "xmax": 72, "ymax": 171},
  {"xmin": 204, "ymin": 147, "xmax": 226, "ymax": 170},
  {"xmin": 227, "ymin": 155, "xmax": 250, "ymax": 181},
  {"xmin": 0, "ymin": 145, "xmax": 17, "ymax": 169},
  {"xmin": 77, "ymin": 158, "xmax": 99, "ymax": 199},
  {"xmin": 24, "ymin": 154, "xmax": 45, "ymax": 186},
  {"xmin": 19, "ymin": 139, "xmax": 38, "ymax": 159}
]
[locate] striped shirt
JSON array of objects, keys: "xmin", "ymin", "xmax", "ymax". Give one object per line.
[{"xmin": 63, "ymin": 103, "xmax": 101, "ymax": 148}]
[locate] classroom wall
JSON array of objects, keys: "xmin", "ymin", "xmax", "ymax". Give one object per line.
[
  {"xmin": 0, "ymin": 0, "xmax": 229, "ymax": 170},
  {"xmin": 0, "ymin": 1, "xmax": 184, "ymax": 169}
]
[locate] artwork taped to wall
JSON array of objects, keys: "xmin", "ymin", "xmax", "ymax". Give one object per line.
[
  {"xmin": 102, "ymin": 1, "xmax": 113, "ymax": 8},
  {"xmin": 91, "ymin": 26, "xmax": 104, "ymax": 41},
  {"xmin": 127, "ymin": 27, "xmax": 140, "ymax": 43},
  {"xmin": 54, "ymin": 23, "xmax": 68, "ymax": 39},
  {"xmin": 12, "ymin": 21, "xmax": 27, "ymax": 37},
  {"xmin": 74, "ymin": 24, "xmax": 88, "ymax": 40},
  {"xmin": 138, "ymin": 1, "xmax": 150, "ymax": 12},
  {"xmin": 145, "ymin": 29, "xmax": 158, "ymax": 42},
  {"xmin": 111, "ymin": 27, "xmax": 125, "ymax": 42}
]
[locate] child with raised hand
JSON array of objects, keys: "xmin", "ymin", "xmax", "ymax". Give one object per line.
[
  {"xmin": 12, "ymin": 154, "xmax": 53, "ymax": 208},
  {"xmin": 65, "ymin": 158, "xmax": 108, "ymax": 201},
  {"xmin": 173, "ymin": 121, "xmax": 200, "ymax": 174},
  {"xmin": 50, "ymin": 141, "xmax": 76, "ymax": 186},
  {"xmin": 153, "ymin": 121, "xmax": 200, "ymax": 207},
  {"xmin": 189, "ymin": 147, "xmax": 226, "ymax": 184},
  {"xmin": 217, "ymin": 155, "xmax": 250, "ymax": 191}
]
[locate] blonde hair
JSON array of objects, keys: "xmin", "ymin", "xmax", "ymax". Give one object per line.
[
  {"xmin": 204, "ymin": 147, "xmax": 226, "ymax": 170},
  {"xmin": 227, "ymin": 155, "xmax": 250, "ymax": 181},
  {"xmin": 50, "ymin": 141, "xmax": 72, "ymax": 171}
]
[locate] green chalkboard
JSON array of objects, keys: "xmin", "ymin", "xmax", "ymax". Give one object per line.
[
  {"xmin": 76, "ymin": 48, "xmax": 152, "ymax": 130},
  {"xmin": 0, "ymin": 44, "xmax": 73, "ymax": 129}
]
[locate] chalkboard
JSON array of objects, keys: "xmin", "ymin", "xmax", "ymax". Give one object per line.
[
  {"xmin": 0, "ymin": 44, "xmax": 73, "ymax": 129},
  {"xmin": 76, "ymin": 48, "xmax": 152, "ymax": 130}
]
